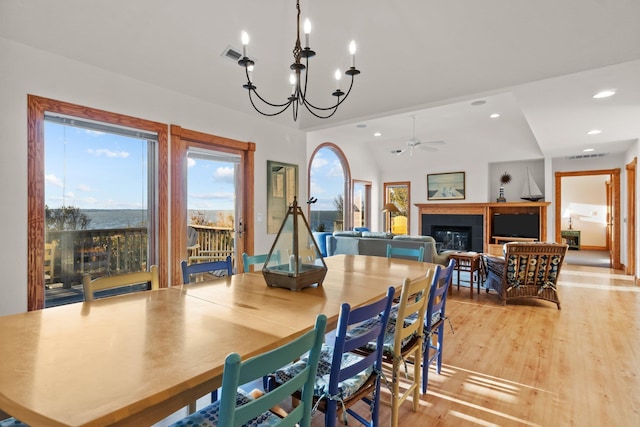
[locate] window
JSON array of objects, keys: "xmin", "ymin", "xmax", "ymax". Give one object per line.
[
  {"xmin": 384, "ymin": 182, "xmax": 411, "ymax": 235},
  {"xmin": 308, "ymin": 143, "xmax": 351, "ymax": 232},
  {"xmin": 352, "ymin": 180, "xmax": 371, "ymax": 230},
  {"xmin": 27, "ymin": 95, "xmax": 168, "ymax": 311}
]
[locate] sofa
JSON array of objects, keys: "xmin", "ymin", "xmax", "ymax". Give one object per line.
[{"xmin": 325, "ymin": 231, "xmax": 451, "ymax": 265}]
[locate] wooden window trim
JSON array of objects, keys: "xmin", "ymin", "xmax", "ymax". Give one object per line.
[
  {"xmin": 169, "ymin": 125, "xmax": 255, "ymax": 283},
  {"xmin": 27, "ymin": 95, "xmax": 169, "ymax": 311}
]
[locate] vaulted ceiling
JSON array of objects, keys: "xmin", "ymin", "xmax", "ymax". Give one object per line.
[{"xmin": 2, "ymin": 0, "xmax": 639, "ymax": 164}]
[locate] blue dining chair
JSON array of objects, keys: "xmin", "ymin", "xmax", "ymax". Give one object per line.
[
  {"xmin": 422, "ymin": 258, "xmax": 456, "ymax": 394},
  {"xmin": 386, "ymin": 243, "xmax": 425, "ymax": 262},
  {"xmin": 269, "ymin": 286, "xmax": 395, "ymax": 427},
  {"xmin": 170, "ymin": 314, "xmax": 327, "ymax": 427},
  {"xmin": 181, "ymin": 256, "xmax": 233, "ymax": 284}
]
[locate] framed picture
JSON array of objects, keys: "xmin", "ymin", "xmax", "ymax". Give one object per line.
[{"xmin": 427, "ymin": 172, "xmax": 465, "ymax": 200}]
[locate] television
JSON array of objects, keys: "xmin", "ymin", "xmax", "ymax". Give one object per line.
[{"xmin": 492, "ymin": 213, "xmax": 539, "ymax": 239}]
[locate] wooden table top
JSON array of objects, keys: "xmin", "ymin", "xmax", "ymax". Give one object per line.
[{"xmin": 0, "ymin": 254, "xmax": 433, "ymax": 426}]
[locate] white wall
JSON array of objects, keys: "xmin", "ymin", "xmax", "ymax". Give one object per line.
[{"xmin": 0, "ymin": 38, "xmax": 307, "ymax": 315}]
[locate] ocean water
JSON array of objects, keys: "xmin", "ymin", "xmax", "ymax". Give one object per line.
[
  {"xmin": 81, "ymin": 209, "xmax": 234, "ymax": 230},
  {"xmin": 80, "ymin": 209, "xmax": 339, "ymax": 231},
  {"xmin": 82, "ymin": 209, "xmax": 148, "ymax": 229}
]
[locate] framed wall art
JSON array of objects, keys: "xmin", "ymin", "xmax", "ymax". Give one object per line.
[{"xmin": 427, "ymin": 171, "xmax": 465, "ymax": 200}]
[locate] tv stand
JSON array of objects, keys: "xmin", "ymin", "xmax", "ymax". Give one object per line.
[
  {"xmin": 492, "ymin": 236, "xmax": 538, "ymax": 244},
  {"xmin": 489, "ymin": 236, "xmax": 538, "ymax": 256}
]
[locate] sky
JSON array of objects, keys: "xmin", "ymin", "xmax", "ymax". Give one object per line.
[
  {"xmin": 309, "ymin": 148, "xmax": 345, "ymax": 211},
  {"xmin": 45, "ymin": 121, "xmax": 345, "ymax": 213},
  {"xmin": 45, "ymin": 121, "xmax": 235, "ymax": 211}
]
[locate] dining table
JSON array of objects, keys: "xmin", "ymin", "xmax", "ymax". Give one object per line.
[{"xmin": 0, "ymin": 254, "xmax": 434, "ymax": 426}]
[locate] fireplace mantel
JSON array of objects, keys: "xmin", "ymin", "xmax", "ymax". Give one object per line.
[{"xmin": 416, "ymin": 202, "xmax": 551, "ymax": 253}]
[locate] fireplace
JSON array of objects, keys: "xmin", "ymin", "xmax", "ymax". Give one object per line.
[
  {"xmin": 422, "ymin": 214, "xmax": 484, "ymax": 252},
  {"xmin": 432, "ymin": 226, "xmax": 472, "ymax": 251}
]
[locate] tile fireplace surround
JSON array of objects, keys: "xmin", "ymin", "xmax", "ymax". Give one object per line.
[{"xmin": 416, "ymin": 202, "xmax": 550, "ymax": 253}]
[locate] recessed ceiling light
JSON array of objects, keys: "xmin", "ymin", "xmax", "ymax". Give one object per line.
[
  {"xmin": 471, "ymin": 100, "xmax": 486, "ymax": 106},
  {"xmin": 356, "ymin": 124, "xmax": 367, "ymax": 128},
  {"xmin": 373, "ymin": 132, "xmax": 381, "ymax": 137},
  {"xmin": 583, "ymin": 148, "xmax": 595, "ymax": 152},
  {"xmin": 593, "ymin": 90, "xmax": 616, "ymax": 99},
  {"xmin": 587, "ymin": 129, "xmax": 602, "ymax": 135},
  {"xmin": 489, "ymin": 113, "xmax": 500, "ymax": 119}
]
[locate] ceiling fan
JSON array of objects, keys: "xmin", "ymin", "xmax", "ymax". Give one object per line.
[{"xmin": 390, "ymin": 115, "xmax": 445, "ymax": 156}]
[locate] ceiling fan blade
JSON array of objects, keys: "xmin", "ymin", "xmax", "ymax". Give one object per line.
[
  {"xmin": 423, "ymin": 140, "xmax": 445, "ymax": 145},
  {"xmin": 390, "ymin": 148, "xmax": 407, "ymax": 156},
  {"xmin": 417, "ymin": 145, "xmax": 438, "ymax": 152}
]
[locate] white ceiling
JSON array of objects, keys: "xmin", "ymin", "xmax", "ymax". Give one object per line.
[{"xmin": 2, "ymin": 0, "xmax": 639, "ymax": 163}]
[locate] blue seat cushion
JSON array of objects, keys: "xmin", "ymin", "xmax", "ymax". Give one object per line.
[
  {"xmin": 169, "ymin": 389, "xmax": 281, "ymax": 427},
  {"xmin": 273, "ymin": 344, "xmax": 373, "ymax": 400},
  {"xmin": 0, "ymin": 419, "xmax": 28, "ymax": 427}
]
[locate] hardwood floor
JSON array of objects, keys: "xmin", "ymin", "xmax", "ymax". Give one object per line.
[
  {"xmin": 310, "ymin": 263, "xmax": 640, "ymax": 426},
  {"xmin": 156, "ymin": 263, "xmax": 639, "ymax": 426}
]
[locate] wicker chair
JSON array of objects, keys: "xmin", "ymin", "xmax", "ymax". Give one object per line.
[{"xmin": 484, "ymin": 242, "xmax": 568, "ymax": 309}]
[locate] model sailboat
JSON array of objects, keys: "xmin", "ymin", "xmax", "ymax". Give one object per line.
[{"xmin": 521, "ymin": 169, "xmax": 544, "ymax": 201}]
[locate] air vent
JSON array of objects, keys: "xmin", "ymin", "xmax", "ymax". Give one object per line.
[
  {"xmin": 565, "ymin": 153, "xmax": 607, "ymax": 160},
  {"xmin": 221, "ymin": 46, "xmax": 242, "ymax": 62}
]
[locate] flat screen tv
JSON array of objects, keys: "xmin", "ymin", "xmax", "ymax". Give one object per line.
[{"xmin": 492, "ymin": 213, "xmax": 539, "ymax": 239}]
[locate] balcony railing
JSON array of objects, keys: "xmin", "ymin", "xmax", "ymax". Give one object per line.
[{"xmin": 45, "ymin": 225, "xmax": 235, "ymax": 307}]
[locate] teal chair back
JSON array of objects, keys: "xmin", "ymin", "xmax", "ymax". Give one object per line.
[
  {"xmin": 171, "ymin": 314, "xmax": 327, "ymax": 427},
  {"xmin": 243, "ymin": 251, "xmax": 281, "ymax": 272},
  {"xmin": 386, "ymin": 243, "xmax": 425, "ymax": 262}
]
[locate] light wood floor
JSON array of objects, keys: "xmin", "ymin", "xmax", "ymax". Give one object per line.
[
  {"xmin": 156, "ymin": 263, "xmax": 640, "ymax": 426},
  {"xmin": 311, "ymin": 263, "xmax": 640, "ymax": 426}
]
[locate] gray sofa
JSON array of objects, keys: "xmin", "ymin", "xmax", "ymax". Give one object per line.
[{"xmin": 325, "ymin": 231, "xmax": 451, "ymax": 265}]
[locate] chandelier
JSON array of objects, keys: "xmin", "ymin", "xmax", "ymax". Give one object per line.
[{"xmin": 237, "ymin": 0, "xmax": 360, "ymax": 121}]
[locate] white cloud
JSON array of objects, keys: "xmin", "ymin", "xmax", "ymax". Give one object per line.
[
  {"xmin": 310, "ymin": 181, "xmax": 325, "ymax": 194},
  {"xmin": 77, "ymin": 184, "xmax": 92, "ymax": 192},
  {"xmin": 84, "ymin": 129, "xmax": 105, "ymax": 136},
  {"xmin": 311, "ymin": 157, "xmax": 329, "ymax": 172},
  {"xmin": 214, "ymin": 166, "xmax": 235, "ymax": 183},
  {"xmin": 327, "ymin": 159, "xmax": 344, "ymax": 177},
  {"xmin": 190, "ymin": 192, "xmax": 235, "ymax": 201},
  {"xmin": 45, "ymin": 174, "xmax": 63, "ymax": 188},
  {"xmin": 187, "ymin": 158, "xmax": 196, "ymax": 168},
  {"xmin": 87, "ymin": 148, "xmax": 130, "ymax": 158}
]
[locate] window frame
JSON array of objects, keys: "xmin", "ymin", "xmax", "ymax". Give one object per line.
[
  {"xmin": 383, "ymin": 181, "xmax": 411, "ymax": 235},
  {"xmin": 308, "ymin": 143, "xmax": 352, "ymax": 231},
  {"xmin": 27, "ymin": 95, "xmax": 169, "ymax": 311}
]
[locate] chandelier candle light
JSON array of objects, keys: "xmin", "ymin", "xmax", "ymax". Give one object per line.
[{"xmin": 238, "ymin": 0, "xmax": 360, "ymax": 121}]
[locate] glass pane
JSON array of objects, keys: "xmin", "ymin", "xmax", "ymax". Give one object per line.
[
  {"xmin": 309, "ymin": 148, "xmax": 345, "ymax": 232},
  {"xmin": 353, "ymin": 181, "xmax": 369, "ymax": 229},
  {"xmin": 386, "ymin": 184, "xmax": 409, "ymax": 235},
  {"xmin": 44, "ymin": 119, "xmax": 152, "ymax": 307},
  {"xmin": 186, "ymin": 150, "xmax": 238, "ymax": 266}
]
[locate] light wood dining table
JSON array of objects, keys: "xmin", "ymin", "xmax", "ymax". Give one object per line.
[{"xmin": 0, "ymin": 255, "xmax": 433, "ymax": 426}]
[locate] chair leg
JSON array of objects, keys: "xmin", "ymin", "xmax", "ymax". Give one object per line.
[
  {"xmin": 325, "ymin": 399, "xmax": 337, "ymax": 427},
  {"xmin": 412, "ymin": 345, "xmax": 422, "ymax": 411},
  {"xmin": 391, "ymin": 358, "xmax": 400, "ymax": 427},
  {"xmin": 436, "ymin": 325, "xmax": 445, "ymax": 374}
]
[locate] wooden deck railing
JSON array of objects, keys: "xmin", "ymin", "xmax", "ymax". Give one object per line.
[
  {"xmin": 47, "ymin": 228, "xmax": 148, "ymax": 288},
  {"xmin": 188, "ymin": 224, "xmax": 235, "ymax": 264}
]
